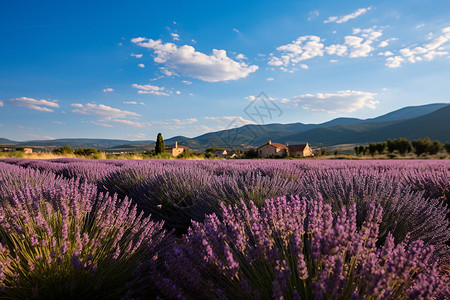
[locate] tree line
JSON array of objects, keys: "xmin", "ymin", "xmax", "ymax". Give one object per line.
[{"xmin": 354, "ymin": 137, "xmax": 450, "ymax": 157}]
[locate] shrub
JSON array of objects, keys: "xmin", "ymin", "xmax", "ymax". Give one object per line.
[
  {"xmin": 299, "ymin": 168, "xmax": 450, "ymax": 261},
  {"xmin": 150, "ymin": 196, "xmax": 449, "ymax": 299},
  {"xmin": 0, "ymin": 177, "xmax": 169, "ymax": 298}
]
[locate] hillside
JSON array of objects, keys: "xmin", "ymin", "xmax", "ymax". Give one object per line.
[{"xmin": 1, "ymin": 103, "xmax": 448, "ymax": 150}]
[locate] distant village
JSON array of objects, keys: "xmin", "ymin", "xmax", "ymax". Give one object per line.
[
  {"xmin": 165, "ymin": 140, "xmax": 314, "ymax": 158},
  {"xmin": 1, "ymin": 140, "xmax": 315, "ymax": 159}
]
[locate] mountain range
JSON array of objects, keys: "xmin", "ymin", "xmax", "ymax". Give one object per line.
[{"xmin": 1, "ymin": 103, "xmax": 449, "ymax": 151}]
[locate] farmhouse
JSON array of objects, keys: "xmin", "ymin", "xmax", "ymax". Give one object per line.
[
  {"xmin": 213, "ymin": 150, "xmax": 228, "ymax": 157},
  {"xmin": 257, "ymin": 140, "xmax": 314, "ymax": 158},
  {"xmin": 257, "ymin": 140, "xmax": 288, "ymax": 158},
  {"xmin": 288, "ymin": 143, "xmax": 314, "ymax": 157},
  {"xmin": 165, "ymin": 141, "xmax": 188, "ymax": 157},
  {"xmin": 24, "ymin": 148, "xmax": 33, "ymax": 154}
]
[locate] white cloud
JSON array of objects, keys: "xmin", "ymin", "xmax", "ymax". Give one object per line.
[
  {"xmin": 324, "ymin": 6, "xmax": 373, "ymax": 24},
  {"xmin": 132, "ymin": 83, "xmax": 170, "ymax": 96},
  {"xmin": 245, "ymin": 95, "xmax": 257, "ymax": 101},
  {"xmin": 109, "ymin": 119, "xmax": 150, "ymax": 128},
  {"xmin": 25, "ymin": 134, "xmax": 55, "ymax": 140},
  {"xmin": 131, "ymin": 53, "xmax": 143, "ymax": 58},
  {"xmin": 329, "ymin": 59, "xmax": 338, "ymax": 63},
  {"xmin": 204, "ymin": 116, "xmax": 257, "ymax": 125},
  {"xmin": 123, "ymin": 101, "xmax": 145, "ymax": 105},
  {"xmin": 175, "ymin": 90, "xmax": 181, "ymax": 95},
  {"xmin": 131, "ymin": 37, "xmax": 146, "ymax": 43},
  {"xmin": 131, "ymin": 38, "xmax": 258, "ymax": 82},
  {"xmin": 236, "ymin": 53, "xmax": 247, "ymax": 60},
  {"xmin": 416, "ymin": 24, "xmax": 425, "ymax": 29},
  {"xmin": 282, "ymin": 90, "xmax": 378, "ymax": 113},
  {"xmin": 131, "ymin": 133, "xmax": 146, "ymax": 139},
  {"xmin": 378, "ymin": 51, "xmax": 393, "ymax": 57},
  {"xmin": 266, "ymin": 77, "xmax": 274, "ymax": 81},
  {"xmin": 152, "ymin": 118, "xmax": 198, "ymax": 126},
  {"xmin": 385, "ymin": 56, "xmax": 405, "ymax": 68},
  {"xmin": 0, "ymin": 101, "xmax": 3, "ymax": 107},
  {"xmin": 268, "ymin": 35, "xmax": 324, "ymax": 70},
  {"xmin": 103, "ymin": 88, "xmax": 114, "ymax": 93},
  {"xmin": 324, "ymin": 44, "xmax": 348, "ymax": 56},
  {"xmin": 7, "ymin": 97, "xmax": 59, "ymax": 112},
  {"xmin": 378, "ymin": 38, "xmax": 398, "ymax": 48},
  {"xmin": 307, "ymin": 10, "xmax": 319, "ymax": 21},
  {"xmin": 344, "ymin": 27, "xmax": 383, "ymax": 57},
  {"xmin": 182, "ymin": 80, "xmax": 192, "ymax": 85},
  {"xmin": 269, "ymin": 27, "xmax": 382, "ymax": 70},
  {"xmin": 386, "ymin": 27, "xmax": 450, "ymax": 68},
  {"xmin": 160, "ymin": 67, "xmax": 176, "ymax": 76},
  {"xmin": 71, "ymin": 103, "xmax": 140, "ymax": 119},
  {"xmin": 171, "ymin": 33, "xmax": 180, "ymax": 41},
  {"xmin": 233, "ymin": 28, "xmax": 239, "ymax": 33},
  {"xmin": 138, "ymin": 63, "xmax": 145, "ymax": 68}
]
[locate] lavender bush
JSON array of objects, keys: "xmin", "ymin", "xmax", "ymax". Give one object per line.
[
  {"xmin": 152, "ymin": 196, "xmax": 449, "ymax": 299},
  {"xmin": 0, "ymin": 172, "xmax": 169, "ymax": 298},
  {"xmin": 299, "ymin": 168, "xmax": 450, "ymax": 261}
]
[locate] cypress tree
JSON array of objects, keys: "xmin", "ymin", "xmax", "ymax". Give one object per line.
[{"xmin": 155, "ymin": 133, "xmax": 165, "ymax": 154}]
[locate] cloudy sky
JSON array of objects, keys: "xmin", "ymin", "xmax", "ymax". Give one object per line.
[{"xmin": 1, "ymin": 0, "xmax": 449, "ymax": 141}]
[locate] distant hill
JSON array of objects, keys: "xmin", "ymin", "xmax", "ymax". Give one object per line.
[
  {"xmin": 0, "ymin": 138, "xmax": 17, "ymax": 145},
  {"xmin": 369, "ymin": 103, "xmax": 448, "ymax": 122},
  {"xmin": 1, "ymin": 103, "xmax": 448, "ymax": 151}
]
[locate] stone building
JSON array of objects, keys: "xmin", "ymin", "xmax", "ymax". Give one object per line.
[
  {"xmin": 257, "ymin": 140, "xmax": 314, "ymax": 158},
  {"xmin": 287, "ymin": 143, "xmax": 314, "ymax": 157},
  {"xmin": 257, "ymin": 140, "xmax": 288, "ymax": 158},
  {"xmin": 165, "ymin": 141, "xmax": 188, "ymax": 157}
]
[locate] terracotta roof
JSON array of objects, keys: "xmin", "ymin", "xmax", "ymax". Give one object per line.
[
  {"xmin": 165, "ymin": 145, "xmax": 189, "ymax": 149},
  {"xmin": 288, "ymin": 144, "xmax": 307, "ymax": 151},
  {"xmin": 258, "ymin": 142, "xmax": 288, "ymax": 150}
]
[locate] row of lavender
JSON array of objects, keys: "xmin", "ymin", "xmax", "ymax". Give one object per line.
[{"xmin": 0, "ymin": 158, "xmax": 449, "ymax": 298}]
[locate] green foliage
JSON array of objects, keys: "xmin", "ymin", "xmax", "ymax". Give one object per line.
[
  {"xmin": 155, "ymin": 133, "xmax": 165, "ymax": 155},
  {"xmin": 245, "ymin": 148, "xmax": 258, "ymax": 159},
  {"xmin": 74, "ymin": 148, "xmax": 99, "ymax": 156},
  {"xmin": 151, "ymin": 152, "xmax": 174, "ymax": 159},
  {"xmin": 354, "ymin": 146, "xmax": 360, "ymax": 156},
  {"xmin": 368, "ymin": 143, "xmax": 377, "ymax": 157},
  {"xmin": 53, "ymin": 145, "xmax": 73, "ymax": 155},
  {"xmin": 358, "ymin": 145, "xmax": 366, "ymax": 156},
  {"xmin": 178, "ymin": 150, "xmax": 202, "ymax": 159},
  {"xmin": 393, "ymin": 138, "xmax": 411, "ymax": 156},
  {"xmin": 386, "ymin": 139, "xmax": 396, "ymax": 153},
  {"xmin": 204, "ymin": 152, "xmax": 215, "ymax": 159},
  {"xmin": 15, "ymin": 147, "xmax": 25, "ymax": 152},
  {"xmin": 427, "ymin": 140, "xmax": 441, "ymax": 155},
  {"xmin": 412, "ymin": 137, "xmax": 431, "ymax": 157},
  {"xmin": 205, "ymin": 147, "xmax": 224, "ymax": 153},
  {"xmin": 376, "ymin": 142, "xmax": 386, "ymax": 154},
  {"xmin": 444, "ymin": 142, "xmax": 450, "ymax": 154}
]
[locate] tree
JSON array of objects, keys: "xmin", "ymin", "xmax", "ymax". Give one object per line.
[
  {"xmin": 427, "ymin": 140, "xmax": 441, "ymax": 155},
  {"xmin": 393, "ymin": 138, "xmax": 411, "ymax": 156},
  {"xmin": 444, "ymin": 142, "xmax": 450, "ymax": 154},
  {"xmin": 376, "ymin": 142, "xmax": 386, "ymax": 154},
  {"xmin": 354, "ymin": 146, "xmax": 360, "ymax": 156},
  {"xmin": 412, "ymin": 137, "xmax": 431, "ymax": 157},
  {"xmin": 74, "ymin": 148, "xmax": 99, "ymax": 156},
  {"xmin": 155, "ymin": 133, "xmax": 165, "ymax": 155},
  {"xmin": 368, "ymin": 143, "xmax": 377, "ymax": 157},
  {"xmin": 358, "ymin": 145, "xmax": 366, "ymax": 156},
  {"xmin": 245, "ymin": 149, "xmax": 258, "ymax": 159},
  {"xmin": 53, "ymin": 145, "xmax": 73, "ymax": 155},
  {"xmin": 386, "ymin": 139, "xmax": 396, "ymax": 153}
]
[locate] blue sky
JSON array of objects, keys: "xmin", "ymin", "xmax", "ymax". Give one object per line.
[{"xmin": 1, "ymin": 0, "xmax": 449, "ymax": 141}]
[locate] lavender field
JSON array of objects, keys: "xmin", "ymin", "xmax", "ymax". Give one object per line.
[{"xmin": 0, "ymin": 158, "xmax": 449, "ymax": 299}]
